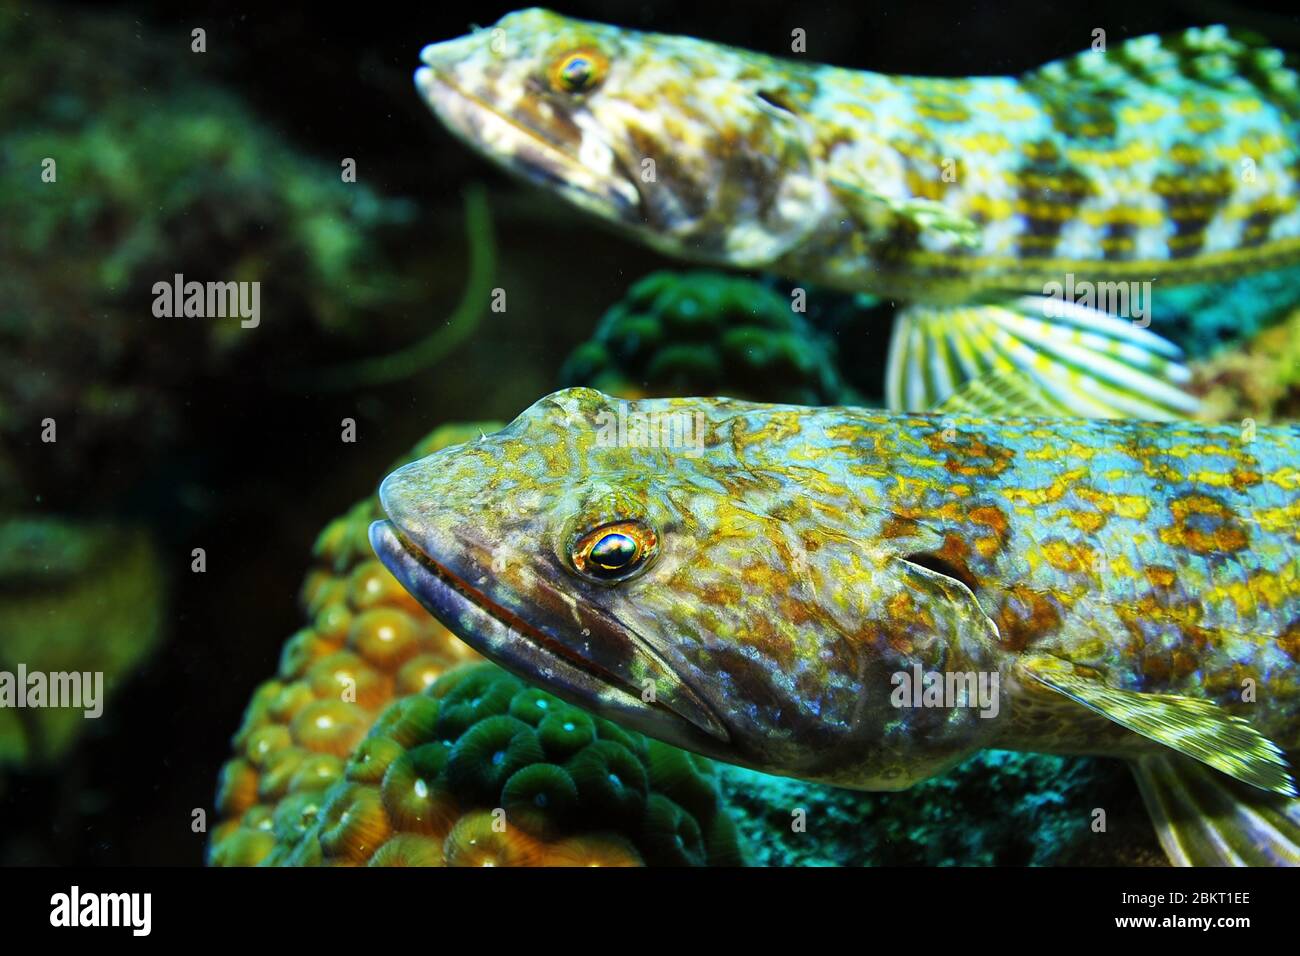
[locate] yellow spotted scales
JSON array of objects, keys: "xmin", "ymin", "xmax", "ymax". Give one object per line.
[{"xmin": 373, "ymin": 389, "xmax": 1300, "ymax": 866}]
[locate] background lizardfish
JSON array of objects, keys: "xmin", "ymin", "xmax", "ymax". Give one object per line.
[
  {"xmin": 414, "ymin": 9, "xmax": 1300, "ymax": 418},
  {"xmin": 371, "ymin": 388, "xmax": 1300, "ymax": 866}
]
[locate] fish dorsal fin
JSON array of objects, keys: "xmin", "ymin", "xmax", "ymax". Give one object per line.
[
  {"xmin": 1019, "ymin": 655, "xmax": 1296, "ymax": 795},
  {"xmin": 1022, "ymin": 26, "xmax": 1300, "ymax": 111}
]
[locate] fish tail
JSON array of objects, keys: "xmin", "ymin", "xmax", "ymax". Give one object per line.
[{"xmin": 1133, "ymin": 753, "xmax": 1300, "ymax": 866}]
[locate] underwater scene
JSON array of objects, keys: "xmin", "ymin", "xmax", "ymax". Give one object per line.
[{"xmin": 3, "ymin": 0, "xmax": 1300, "ymax": 896}]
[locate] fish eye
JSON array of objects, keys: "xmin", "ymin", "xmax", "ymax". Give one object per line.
[
  {"xmin": 550, "ymin": 49, "xmax": 606, "ymax": 94},
  {"xmin": 570, "ymin": 520, "xmax": 657, "ymax": 581}
]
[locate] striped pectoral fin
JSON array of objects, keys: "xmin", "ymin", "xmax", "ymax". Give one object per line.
[
  {"xmin": 931, "ymin": 370, "xmax": 1062, "ymax": 418},
  {"xmin": 885, "ymin": 295, "xmax": 1201, "ymax": 418},
  {"xmin": 1133, "ymin": 754, "xmax": 1300, "ymax": 866},
  {"xmin": 1018, "ymin": 655, "xmax": 1296, "ymax": 796}
]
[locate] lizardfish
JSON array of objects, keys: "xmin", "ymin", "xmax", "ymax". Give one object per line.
[
  {"xmin": 371, "ymin": 388, "xmax": 1300, "ymax": 865},
  {"xmin": 414, "ymin": 9, "xmax": 1300, "ymax": 418}
]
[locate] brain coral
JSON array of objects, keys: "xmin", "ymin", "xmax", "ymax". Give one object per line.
[
  {"xmin": 209, "ymin": 423, "xmax": 743, "ymax": 867},
  {"xmin": 560, "ymin": 271, "xmax": 860, "ymax": 406},
  {"xmin": 267, "ymin": 662, "xmax": 742, "ymax": 866}
]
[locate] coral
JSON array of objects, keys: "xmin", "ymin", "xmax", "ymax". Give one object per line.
[
  {"xmin": 0, "ymin": 517, "xmax": 164, "ymax": 768},
  {"xmin": 566, "ymin": 738, "xmax": 650, "ymax": 827},
  {"xmin": 536, "ymin": 834, "xmax": 643, "ymax": 867},
  {"xmin": 560, "ymin": 271, "xmax": 861, "ymax": 405},
  {"xmin": 207, "ymin": 422, "xmax": 495, "ymax": 866},
  {"xmin": 501, "ymin": 763, "xmax": 580, "ymax": 838},
  {"xmin": 0, "ymin": 3, "xmax": 426, "ymax": 509},
  {"xmin": 717, "ymin": 750, "xmax": 1164, "ymax": 866},
  {"xmin": 285, "ymin": 662, "xmax": 742, "ymax": 867},
  {"xmin": 209, "ymin": 423, "xmax": 743, "ymax": 867},
  {"xmin": 1190, "ymin": 305, "xmax": 1300, "ymax": 422},
  {"xmin": 214, "ymin": 657, "xmax": 744, "ymax": 867}
]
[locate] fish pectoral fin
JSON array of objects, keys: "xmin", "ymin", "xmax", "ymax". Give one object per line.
[
  {"xmin": 1133, "ymin": 753, "xmax": 1300, "ymax": 866},
  {"xmin": 1019, "ymin": 655, "xmax": 1296, "ymax": 795},
  {"xmin": 828, "ymin": 178, "xmax": 982, "ymax": 249},
  {"xmin": 890, "ymin": 198, "xmax": 982, "ymax": 248},
  {"xmin": 931, "ymin": 370, "xmax": 1060, "ymax": 417},
  {"xmin": 884, "ymin": 296, "xmax": 1201, "ymax": 418}
]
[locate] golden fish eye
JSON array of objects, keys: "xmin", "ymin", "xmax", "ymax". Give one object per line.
[
  {"xmin": 591, "ymin": 532, "xmax": 636, "ymax": 568},
  {"xmin": 551, "ymin": 49, "xmax": 606, "ymax": 94},
  {"xmin": 571, "ymin": 520, "xmax": 657, "ymax": 581}
]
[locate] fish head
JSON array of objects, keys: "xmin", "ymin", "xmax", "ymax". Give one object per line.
[
  {"xmin": 373, "ymin": 389, "xmax": 1008, "ymax": 787},
  {"xmin": 415, "ymin": 8, "xmax": 829, "ymax": 267}
]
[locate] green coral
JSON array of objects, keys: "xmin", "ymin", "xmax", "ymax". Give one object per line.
[
  {"xmin": 0, "ymin": 517, "xmax": 164, "ymax": 769},
  {"xmin": 501, "ymin": 763, "xmax": 580, "ymax": 838},
  {"xmin": 253, "ymin": 662, "xmax": 744, "ymax": 866},
  {"xmin": 445, "ymin": 714, "xmax": 546, "ymax": 803},
  {"xmin": 537, "ymin": 708, "xmax": 597, "ymax": 760},
  {"xmin": 561, "ymin": 271, "xmax": 861, "ymax": 405},
  {"xmin": 0, "ymin": 4, "xmax": 419, "ymax": 337},
  {"xmin": 0, "ymin": 4, "xmax": 427, "ymax": 509}
]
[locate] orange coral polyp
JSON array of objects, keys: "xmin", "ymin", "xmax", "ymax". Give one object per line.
[{"xmin": 443, "ymin": 811, "xmax": 544, "ymax": 867}]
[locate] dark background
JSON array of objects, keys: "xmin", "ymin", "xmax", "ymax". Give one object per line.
[{"xmin": 3, "ymin": 0, "xmax": 1296, "ymax": 865}]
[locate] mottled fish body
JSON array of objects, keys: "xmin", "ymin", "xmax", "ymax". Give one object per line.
[
  {"xmin": 373, "ymin": 388, "xmax": 1300, "ymax": 865},
  {"xmin": 415, "ymin": 10, "xmax": 1300, "ymax": 417}
]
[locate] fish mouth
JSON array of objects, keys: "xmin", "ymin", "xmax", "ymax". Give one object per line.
[
  {"xmin": 414, "ymin": 58, "xmax": 644, "ymax": 226},
  {"xmin": 368, "ymin": 518, "xmax": 730, "ymax": 751}
]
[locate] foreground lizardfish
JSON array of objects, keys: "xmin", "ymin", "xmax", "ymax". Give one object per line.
[
  {"xmin": 371, "ymin": 388, "xmax": 1300, "ymax": 865},
  {"xmin": 415, "ymin": 9, "xmax": 1300, "ymax": 418}
]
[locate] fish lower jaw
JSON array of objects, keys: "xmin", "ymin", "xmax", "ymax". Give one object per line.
[
  {"xmin": 367, "ymin": 519, "xmax": 731, "ymax": 753},
  {"xmin": 413, "ymin": 68, "xmax": 642, "ymax": 225}
]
